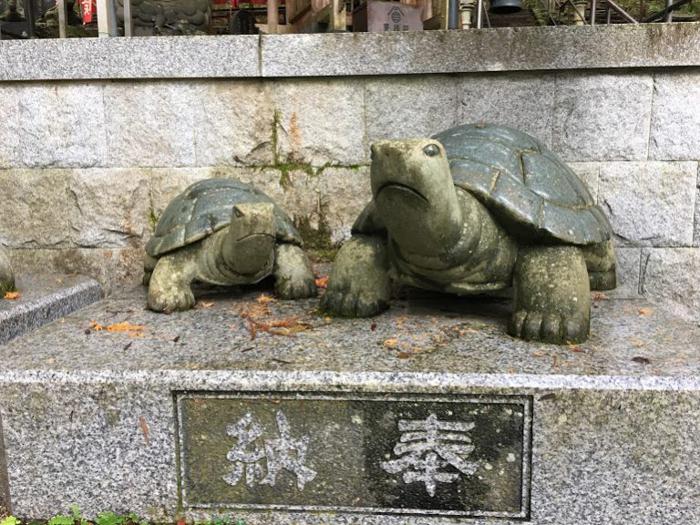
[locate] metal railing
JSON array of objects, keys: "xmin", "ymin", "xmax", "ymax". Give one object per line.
[{"xmin": 537, "ymin": 0, "xmax": 695, "ymax": 25}]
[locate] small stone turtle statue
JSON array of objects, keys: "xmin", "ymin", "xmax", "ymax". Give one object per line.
[
  {"xmin": 0, "ymin": 246, "xmax": 14, "ymax": 295},
  {"xmin": 321, "ymin": 124, "xmax": 616, "ymax": 344},
  {"xmin": 144, "ymin": 178, "xmax": 317, "ymax": 312}
]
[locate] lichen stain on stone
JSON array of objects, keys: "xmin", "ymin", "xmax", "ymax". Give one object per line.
[{"xmin": 293, "ymin": 205, "xmax": 338, "ymax": 262}]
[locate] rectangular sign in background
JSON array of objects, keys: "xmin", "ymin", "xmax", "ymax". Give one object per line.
[{"xmin": 176, "ymin": 392, "xmax": 532, "ymax": 520}]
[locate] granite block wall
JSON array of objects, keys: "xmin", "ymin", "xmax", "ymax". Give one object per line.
[{"xmin": 0, "ymin": 69, "xmax": 698, "ymax": 319}]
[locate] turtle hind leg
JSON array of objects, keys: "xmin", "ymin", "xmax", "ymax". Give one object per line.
[
  {"xmin": 581, "ymin": 239, "xmax": 617, "ymax": 291},
  {"xmin": 509, "ymin": 246, "xmax": 591, "ymax": 345},
  {"xmin": 147, "ymin": 246, "xmax": 199, "ymax": 313},
  {"xmin": 320, "ymin": 234, "xmax": 391, "ymax": 318},
  {"xmin": 273, "ymin": 243, "xmax": 317, "ymax": 299}
]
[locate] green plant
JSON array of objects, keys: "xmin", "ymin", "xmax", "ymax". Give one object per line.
[{"xmin": 1, "ymin": 516, "xmax": 21, "ymax": 525}]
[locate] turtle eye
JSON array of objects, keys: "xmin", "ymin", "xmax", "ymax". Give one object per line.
[{"xmin": 423, "ymin": 144, "xmax": 440, "ymax": 157}]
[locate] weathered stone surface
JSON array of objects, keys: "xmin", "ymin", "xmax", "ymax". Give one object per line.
[
  {"xmin": 649, "ymin": 71, "xmax": 700, "ymax": 161},
  {"xmin": 8, "ymin": 248, "xmax": 143, "ymax": 294},
  {"xmin": 641, "ymin": 247, "xmax": 700, "ymax": 321},
  {"xmin": 458, "ymin": 73, "xmax": 555, "ymax": 148},
  {"xmin": 0, "ymin": 85, "xmax": 21, "ymax": 169},
  {"xmin": 609, "ymin": 246, "xmax": 641, "ymax": 298},
  {"xmin": 552, "ymin": 73, "xmax": 653, "ymax": 161},
  {"xmin": 0, "ymin": 273, "xmax": 102, "ymax": 344},
  {"xmin": 0, "ymin": 169, "xmax": 150, "ymax": 249},
  {"xmin": 103, "ymin": 82, "xmax": 198, "ymax": 167},
  {"xmin": 365, "ymin": 76, "xmax": 458, "ymax": 144},
  {"xmin": 266, "ymin": 79, "xmax": 367, "ymax": 166},
  {"xmin": 14, "ymin": 83, "xmax": 107, "ymax": 168},
  {"xmin": 695, "ymin": 182, "xmax": 700, "ymax": 247},
  {"xmin": 261, "ymin": 25, "xmax": 700, "ymax": 78},
  {"xmin": 0, "ymin": 289, "xmax": 699, "ymax": 522},
  {"xmin": 0, "ymin": 35, "xmax": 259, "ymax": 81},
  {"xmin": 567, "ymin": 162, "xmax": 599, "ymax": 202},
  {"xmin": 192, "ymin": 81, "xmax": 275, "ymax": 167},
  {"xmin": 598, "ymin": 162, "xmax": 697, "ymax": 247}
]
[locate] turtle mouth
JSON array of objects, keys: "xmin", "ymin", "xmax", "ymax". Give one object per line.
[{"xmin": 375, "ymin": 182, "xmax": 429, "ymax": 204}]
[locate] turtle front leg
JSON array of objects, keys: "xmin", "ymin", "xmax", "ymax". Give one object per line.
[
  {"xmin": 147, "ymin": 246, "xmax": 199, "ymax": 313},
  {"xmin": 321, "ymin": 234, "xmax": 391, "ymax": 318},
  {"xmin": 509, "ymin": 246, "xmax": 591, "ymax": 344},
  {"xmin": 273, "ymin": 243, "xmax": 317, "ymax": 299}
]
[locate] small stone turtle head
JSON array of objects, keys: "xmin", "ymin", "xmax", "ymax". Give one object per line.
[
  {"xmin": 223, "ymin": 202, "xmax": 276, "ymax": 275},
  {"xmin": 370, "ymin": 139, "xmax": 463, "ymax": 256}
]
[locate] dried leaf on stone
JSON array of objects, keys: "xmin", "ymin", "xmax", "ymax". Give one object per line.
[
  {"xmin": 256, "ymin": 293, "xmax": 276, "ymax": 305},
  {"xmin": 383, "ymin": 338, "xmax": 399, "ymax": 349},
  {"xmin": 591, "ymin": 292, "xmax": 608, "ymax": 301},
  {"xmin": 315, "ymin": 275, "xmax": 329, "ymax": 288},
  {"xmin": 196, "ymin": 301, "xmax": 215, "ymax": 309},
  {"xmin": 638, "ymin": 307, "xmax": 654, "ymax": 317},
  {"xmin": 632, "ymin": 356, "xmax": 651, "ymax": 365},
  {"xmin": 569, "ymin": 345, "xmax": 585, "ymax": 353},
  {"xmin": 3, "ymin": 291, "xmax": 20, "ymax": 300},
  {"xmin": 139, "ymin": 416, "xmax": 150, "ymax": 446}
]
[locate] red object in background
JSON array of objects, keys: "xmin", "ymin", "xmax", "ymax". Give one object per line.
[{"xmin": 80, "ymin": 0, "xmax": 96, "ymax": 23}]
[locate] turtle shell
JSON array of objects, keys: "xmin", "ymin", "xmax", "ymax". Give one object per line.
[
  {"xmin": 146, "ymin": 178, "xmax": 302, "ymax": 257},
  {"xmin": 433, "ymin": 123, "xmax": 612, "ymax": 245}
]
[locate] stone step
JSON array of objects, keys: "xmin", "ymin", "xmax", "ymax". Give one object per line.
[
  {"xmin": 0, "ymin": 273, "xmax": 102, "ymax": 345},
  {"xmin": 0, "ymin": 286, "xmax": 698, "ymax": 523}
]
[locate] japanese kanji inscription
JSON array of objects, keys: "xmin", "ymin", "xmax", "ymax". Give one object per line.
[{"xmin": 176, "ymin": 392, "xmax": 532, "ymax": 519}]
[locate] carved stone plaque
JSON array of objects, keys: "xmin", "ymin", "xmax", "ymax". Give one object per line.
[{"xmin": 176, "ymin": 392, "xmax": 532, "ymax": 520}]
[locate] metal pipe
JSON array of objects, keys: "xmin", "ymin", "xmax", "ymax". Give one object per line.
[
  {"xmin": 606, "ymin": 6, "xmax": 611, "ymax": 22},
  {"xmin": 57, "ymin": 0, "xmax": 67, "ymax": 37},
  {"xmin": 605, "ymin": 0, "xmax": 638, "ymax": 22},
  {"xmin": 666, "ymin": 0, "xmax": 673, "ymax": 21},
  {"xmin": 123, "ymin": 0, "xmax": 133, "ymax": 36},
  {"xmin": 590, "ymin": 0, "xmax": 596, "ymax": 24},
  {"xmin": 448, "ymin": 0, "xmax": 459, "ymax": 29},
  {"xmin": 476, "ymin": 0, "xmax": 483, "ymax": 27}
]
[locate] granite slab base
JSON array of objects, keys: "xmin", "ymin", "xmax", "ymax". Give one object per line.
[
  {"xmin": 0, "ymin": 285, "xmax": 698, "ymax": 524},
  {"xmin": 0, "ymin": 273, "xmax": 102, "ymax": 345}
]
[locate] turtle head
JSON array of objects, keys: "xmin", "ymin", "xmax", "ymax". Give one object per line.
[
  {"xmin": 223, "ymin": 202, "xmax": 276, "ymax": 275},
  {"xmin": 370, "ymin": 139, "xmax": 463, "ymax": 256}
]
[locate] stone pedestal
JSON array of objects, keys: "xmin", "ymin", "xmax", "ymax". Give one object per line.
[
  {"xmin": 0, "ymin": 286, "xmax": 697, "ymax": 523},
  {"xmin": 0, "ymin": 273, "xmax": 102, "ymax": 345}
]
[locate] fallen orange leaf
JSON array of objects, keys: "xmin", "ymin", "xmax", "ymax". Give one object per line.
[
  {"xmin": 196, "ymin": 301, "xmax": 215, "ymax": 309},
  {"xmin": 638, "ymin": 307, "xmax": 654, "ymax": 317},
  {"xmin": 315, "ymin": 276, "xmax": 329, "ymax": 288},
  {"xmin": 256, "ymin": 294, "xmax": 276, "ymax": 305},
  {"xmin": 383, "ymin": 338, "xmax": 399, "ymax": 349},
  {"xmin": 3, "ymin": 291, "xmax": 20, "ymax": 300}
]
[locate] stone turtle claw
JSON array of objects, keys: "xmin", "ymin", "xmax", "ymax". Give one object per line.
[
  {"xmin": 321, "ymin": 288, "xmax": 388, "ymax": 318},
  {"xmin": 509, "ymin": 310, "xmax": 589, "ymax": 345}
]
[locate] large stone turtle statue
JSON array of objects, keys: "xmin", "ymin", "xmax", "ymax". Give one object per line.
[
  {"xmin": 0, "ymin": 246, "xmax": 14, "ymax": 295},
  {"xmin": 145, "ymin": 178, "xmax": 317, "ymax": 312},
  {"xmin": 321, "ymin": 124, "xmax": 616, "ymax": 344}
]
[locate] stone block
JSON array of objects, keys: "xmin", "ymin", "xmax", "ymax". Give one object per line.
[
  {"xmin": 261, "ymin": 25, "xmax": 700, "ymax": 78},
  {"xmin": 552, "ymin": 73, "xmax": 653, "ymax": 161},
  {"xmin": 0, "ymin": 289, "xmax": 699, "ymax": 522},
  {"xmin": 192, "ymin": 81, "xmax": 275, "ymax": 167},
  {"xmin": 0, "ymin": 85, "xmax": 21, "ymax": 169},
  {"xmin": 641, "ymin": 247, "xmax": 700, "ymax": 322},
  {"xmin": 265, "ymin": 79, "xmax": 367, "ymax": 166},
  {"xmin": 0, "ymin": 273, "xmax": 102, "ymax": 345},
  {"xmin": 608, "ymin": 246, "xmax": 641, "ymax": 298},
  {"xmin": 14, "ymin": 83, "xmax": 107, "ymax": 168},
  {"xmin": 365, "ymin": 75, "xmax": 458, "ymax": 144},
  {"xmin": 598, "ymin": 162, "xmax": 697, "ymax": 247},
  {"xmin": 0, "ymin": 35, "xmax": 260, "ymax": 81},
  {"xmin": 458, "ymin": 73, "xmax": 555, "ymax": 148},
  {"xmin": 103, "ymin": 82, "xmax": 198, "ymax": 168},
  {"xmin": 649, "ymin": 72, "xmax": 700, "ymax": 161},
  {"xmin": 8, "ymin": 248, "xmax": 143, "ymax": 294},
  {"xmin": 0, "ymin": 169, "xmax": 150, "ymax": 249}
]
